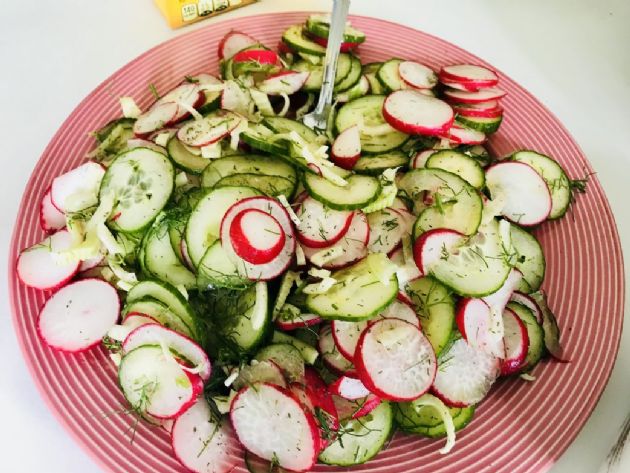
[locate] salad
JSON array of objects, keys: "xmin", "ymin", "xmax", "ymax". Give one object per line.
[{"xmin": 16, "ymin": 14, "xmax": 583, "ymax": 473}]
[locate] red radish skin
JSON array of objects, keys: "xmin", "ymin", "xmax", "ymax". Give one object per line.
[
  {"xmin": 122, "ymin": 313, "xmax": 159, "ymax": 330},
  {"xmin": 258, "ymin": 70, "xmax": 310, "ymax": 95},
  {"xmin": 439, "ymin": 77, "xmax": 484, "ymax": 92},
  {"xmin": 154, "ymin": 83, "xmax": 204, "ymax": 123},
  {"xmin": 440, "ymin": 64, "xmax": 499, "ymax": 86},
  {"xmin": 355, "ymin": 318, "xmax": 437, "ymax": 402},
  {"xmin": 329, "ymin": 376, "xmax": 370, "ymax": 400},
  {"xmin": 501, "ymin": 308, "xmax": 530, "ymax": 376},
  {"xmin": 413, "ymin": 228, "xmax": 465, "ymax": 276},
  {"xmin": 232, "ymin": 49, "xmax": 279, "ymax": 65},
  {"xmin": 218, "ymin": 31, "xmax": 259, "ymax": 60},
  {"xmin": 444, "ymin": 87, "xmax": 507, "ymax": 104},
  {"xmin": 37, "ymin": 278, "xmax": 120, "ymax": 353},
  {"xmin": 230, "ymin": 383, "xmax": 320, "ymax": 472},
  {"xmin": 275, "ymin": 312, "xmax": 322, "ymax": 331},
  {"xmin": 180, "ymin": 239, "xmax": 194, "ymax": 271},
  {"xmin": 485, "ymin": 161, "xmax": 552, "ymax": 226},
  {"xmin": 318, "ymin": 325, "xmax": 357, "ymax": 376},
  {"xmin": 383, "ymin": 89, "xmax": 454, "ymax": 136},
  {"xmin": 296, "ymin": 197, "xmax": 354, "ymax": 248},
  {"xmin": 17, "ymin": 229, "xmax": 80, "ymax": 291},
  {"xmin": 133, "ymin": 102, "xmax": 180, "ymax": 138},
  {"xmin": 309, "ymin": 34, "xmax": 361, "ymax": 52},
  {"xmin": 39, "ymin": 187, "xmax": 66, "ymax": 233},
  {"xmin": 456, "ymin": 298, "xmax": 505, "ymax": 358},
  {"xmin": 398, "ymin": 61, "xmax": 438, "ymax": 89},
  {"xmin": 229, "ymin": 209, "xmax": 286, "ymax": 265},
  {"xmin": 301, "ymin": 368, "xmax": 340, "ymax": 450},
  {"xmin": 440, "ymin": 123, "xmax": 486, "ymax": 145},
  {"xmin": 453, "ymin": 104, "xmax": 503, "ymax": 119},
  {"xmin": 331, "ymin": 125, "xmax": 361, "ymax": 170},
  {"xmin": 510, "ymin": 291, "xmax": 544, "ymax": 324},
  {"xmin": 333, "ymin": 394, "xmax": 383, "ymax": 420}
]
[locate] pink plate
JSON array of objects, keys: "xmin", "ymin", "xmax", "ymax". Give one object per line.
[{"xmin": 8, "ymin": 12, "xmax": 625, "ymax": 473}]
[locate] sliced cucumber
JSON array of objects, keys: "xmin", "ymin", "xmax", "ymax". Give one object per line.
[
  {"xmin": 510, "ymin": 224, "xmax": 545, "ymax": 293},
  {"xmin": 507, "ymin": 302, "xmax": 544, "ymax": 371},
  {"xmin": 100, "ymin": 148, "xmax": 174, "ymax": 233},
  {"xmin": 271, "ymin": 331, "xmax": 319, "ymax": 365},
  {"xmin": 143, "ymin": 218, "xmax": 196, "ymax": 289},
  {"xmin": 263, "ymin": 117, "xmax": 319, "ymax": 143},
  {"xmin": 201, "ymin": 154, "xmax": 297, "ymax": 189},
  {"xmin": 306, "ymin": 254, "xmax": 398, "ymax": 321},
  {"xmin": 399, "ymin": 168, "xmax": 482, "ymax": 237},
  {"xmin": 197, "ymin": 240, "xmax": 251, "ymax": 290},
  {"xmin": 354, "ymin": 150, "xmax": 409, "ymax": 175},
  {"xmin": 185, "ymin": 186, "xmax": 261, "ymax": 267},
  {"xmin": 282, "ymin": 25, "xmax": 327, "ymax": 56},
  {"xmin": 166, "ymin": 136, "xmax": 210, "ymax": 175},
  {"xmin": 240, "ymin": 123, "xmax": 287, "ymax": 155},
  {"xmin": 457, "ymin": 114, "xmax": 503, "ymax": 134},
  {"xmin": 425, "ymin": 150, "xmax": 485, "ymax": 189},
  {"xmin": 292, "ymin": 54, "xmax": 353, "ymax": 92},
  {"xmin": 511, "ymin": 150, "xmax": 571, "ymax": 219},
  {"xmin": 319, "ymin": 401, "xmax": 393, "ymax": 466},
  {"xmin": 123, "ymin": 297, "xmax": 193, "ymax": 338},
  {"xmin": 216, "ymin": 174, "xmax": 295, "ymax": 198},
  {"xmin": 303, "ymin": 170, "xmax": 381, "ymax": 211},
  {"xmin": 394, "ymin": 402, "xmax": 475, "ymax": 437},
  {"xmin": 363, "ymin": 62, "xmax": 386, "ymax": 95},
  {"xmin": 336, "ymin": 95, "xmax": 409, "ymax": 154},
  {"xmin": 255, "ymin": 343, "xmax": 305, "ymax": 382},
  {"xmin": 305, "ymin": 17, "xmax": 366, "ymax": 44},
  {"xmin": 405, "ymin": 277, "xmax": 455, "ymax": 356},
  {"xmin": 376, "ymin": 58, "xmax": 406, "ymax": 92},
  {"xmin": 334, "ymin": 55, "xmax": 362, "ymax": 93}
]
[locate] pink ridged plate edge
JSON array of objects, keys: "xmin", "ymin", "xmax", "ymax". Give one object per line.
[{"xmin": 8, "ymin": 11, "xmax": 625, "ymax": 473}]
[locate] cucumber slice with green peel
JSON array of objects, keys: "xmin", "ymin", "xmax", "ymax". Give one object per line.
[
  {"xmin": 185, "ymin": 186, "xmax": 261, "ymax": 267},
  {"xmin": 394, "ymin": 401, "xmax": 475, "ymax": 437},
  {"xmin": 334, "ymin": 55, "xmax": 362, "ymax": 93},
  {"xmin": 425, "ymin": 149, "xmax": 485, "ymax": 189},
  {"xmin": 457, "ymin": 114, "xmax": 503, "ymax": 134},
  {"xmin": 426, "ymin": 219, "xmax": 513, "ymax": 297},
  {"xmin": 292, "ymin": 54, "xmax": 353, "ymax": 91},
  {"xmin": 506, "ymin": 301, "xmax": 545, "ymax": 371},
  {"xmin": 405, "ymin": 277, "xmax": 455, "ymax": 356},
  {"xmin": 303, "ymin": 170, "xmax": 381, "ymax": 211},
  {"xmin": 318, "ymin": 401, "xmax": 393, "ymax": 466},
  {"xmin": 100, "ymin": 148, "xmax": 174, "ymax": 233},
  {"xmin": 271, "ymin": 331, "xmax": 319, "ymax": 365},
  {"xmin": 353, "ymin": 150, "xmax": 408, "ymax": 175},
  {"xmin": 219, "ymin": 58, "xmax": 234, "ymax": 80},
  {"xmin": 127, "ymin": 279, "xmax": 198, "ymax": 339},
  {"xmin": 282, "ymin": 25, "xmax": 327, "ymax": 56},
  {"xmin": 510, "ymin": 224, "xmax": 545, "ymax": 293},
  {"xmin": 255, "ymin": 343, "xmax": 305, "ymax": 382},
  {"xmin": 216, "ymin": 173, "xmax": 296, "ymax": 198},
  {"xmin": 240, "ymin": 123, "xmax": 287, "ymax": 155},
  {"xmin": 306, "ymin": 254, "xmax": 399, "ymax": 321},
  {"xmin": 143, "ymin": 219, "xmax": 196, "ymax": 289},
  {"xmin": 263, "ymin": 117, "xmax": 319, "ymax": 143},
  {"xmin": 305, "ymin": 17, "xmax": 366, "ymax": 44},
  {"xmin": 376, "ymin": 58, "xmax": 406, "ymax": 92},
  {"xmin": 336, "ymin": 96, "xmax": 409, "ymax": 154},
  {"xmin": 511, "ymin": 150, "xmax": 572, "ymax": 219},
  {"xmin": 197, "ymin": 240, "xmax": 252, "ymax": 290},
  {"xmin": 363, "ymin": 63, "xmax": 387, "ymax": 95},
  {"xmin": 201, "ymin": 154, "xmax": 297, "ymax": 189},
  {"xmin": 400, "ymin": 168, "xmax": 483, "ymax": 236},
  {"xmin": 123, "ymin": 297, "xmax": 193, "ymax": 338},
  {"xmin": 166, "ymin": 136, "xmax": 209, "ymax": 175}
]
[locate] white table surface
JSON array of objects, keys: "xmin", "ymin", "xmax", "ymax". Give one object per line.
[{"xmin": 0, "ymin": 0, "xmax": 628, "ymax": 472}]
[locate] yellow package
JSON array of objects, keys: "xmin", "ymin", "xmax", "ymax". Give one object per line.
[{"xmin": 155, "ymin": 0, "xmax": 258, "ymax": 29}]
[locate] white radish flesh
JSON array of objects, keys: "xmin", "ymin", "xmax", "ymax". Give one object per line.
[
  {"xmin": 367, "ymin": 207, "xmax": 414, "ymax": 255},
  {"xmin": 133, "ymin": 102, "xmax": 179, "ymax": 137},
  {"xmin": 39, "ymin": 187, "xmax": 66, "ymax": 233},
  {"xmin": 319, "ymin": 324, "xmax": 356, "ymax": 375},
  {"xmin": 37, "ymin": 278, "xmax": 120, "ymax": 352},
  {"xmin": 501, "ymin": 308, "xmax": 529, "ymax": 375},
  {"xmin": 296, "ymin": 196, "xmax": 353, "ymax": 248},
  {"xmin": 329, "ymin": 376, "xmax": 371, "ymax": 400},
  {"xmin": 456, "ymin": 298, "xmax": 504, "ymax": 358},
  {"xmin": 413, "ymin": 228, "xmax": 466, "ymax": 276},
  {"xmin": 177, "ymin": 110, "xmax": 242, "ymax": 147},
  {"xmin": 218, "ymin": 31, "xmax": 259, "ymax": 60},
  {"xmin": 444, "ymin": 87, "xmax": 506, "ymax": 104},
  {"xmin": 258, "ymin": 71, "xmax": 310, "ymax": 95},
  {"xmin": 440, "ymin": 64, "xmax": 498, "ymax": 85},
  {"xmin": 51, "ymin": 162, "xmax": 105, "ymax": 213},
  {"xmin": 229, "ymin": 209, "xmax": 286, "ymax": 265},
  {"xmin": 331, "ymin": 125, "xmax": 361, "ymax": 170},
  {"xmin": 383, "ymin": 89, "xmax": 454, "ymax": 135},
  {"xmin": 398, "ymin": 61, "xmax": 438, "ymax": 89}
]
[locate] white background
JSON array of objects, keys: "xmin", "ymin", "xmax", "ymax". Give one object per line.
[{"xmin": 0, "ymin": 0, "xmax": 628, "ymax": 472}]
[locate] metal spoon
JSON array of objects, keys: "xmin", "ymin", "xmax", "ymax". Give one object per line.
[{"xmin": 302, "ymin": 0, "xmax": 351, "ymax": 131}]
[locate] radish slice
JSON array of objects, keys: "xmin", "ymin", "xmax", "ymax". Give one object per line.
[
  {"xmin": 501, "ymin": 308, "xmax": 529, "ymax": 375},
  {"xmin": 296, "ymin": 196, "xmax": 353, "ymax": 248},
  {"xmin": 482, "ymin": 268, "xmax": 523, "ymax": 316},
  {"xmin": 230, "ymin": 383, "xmax": 319, "ymax": 472},
  {"xmin": 233, "ymin": 49, "xmax": 278, "ymax": 65},
  {"xmin": 332, "ymin": 299, "xmax": 420, "ymax": 361},
  {"xmin": 309, "ymin": 35, "xmax": 361, "ymax": 52},
  {"xmin": 409, "ymin": 149, "xmax": 437, "ymax": 169},
  {"xmin": 367, "ymin": 207, "xmax": 414, "ymax": 255},
  {"xmin": 122, "ymin": 313, "xmax": 159, "ymax": 330},
  {"xmin": 172, "ymin": 398, "xmax": 240, "ymax": 473},
  {"xmin": 432, "ymin": 337, "xmax": 500, "ymax": 407},
  {"xmin": 218, "ymin": 31, "xmax": 259, "ymax": 60},
  {"xmin": 444, "ymin": 87, "xmax": 507, "ymax": 104},
  {"xmin": 40, "ymin": 187, "xmax": 66, "ymax": 233},
  {"xmin": 453, "ymin": 104, "xmax": 503, "ymax": 118},
  {"xmin": 383, "ymin": 89, "xmax": 454, "ymax": 135},
  {"xmin": 398, "ymin": 61, "xmax": 438, "ymax": 89},
  {"xmin": 133, "ymin": 102, "xmax": 179, "ymax": 137},
  {"xmin": 155, "ymin": 83, "xmax": 203, "ymax": 122},
  {"xmin": 331, "ymin": 125, "xmax": 361, "ymax": 170},
  {"xmin": 355, "ymin": 318, "xmax": 436, "ymax": 401},
  {"xmin": 258, "ymin": 71, "xmax": 310, "ymax": 95},
  {"xmin": 333, "ymin": 394, "xmax": 382, "ymax": 420},
  {"xmin": 510, "ymin": 291, "xmax": 544, "ymax": 324},
  {"xmin": 50, "ymin": 162, "xmax": 105, "ymax": 213},
  {"xmin": 220, "ymin": 80, "xmax": 252, "ymax": 115},
  {"xmin": 413, "ymin": 228, "xmax": 466, "ymax": 276},
  {"xmin": 275, "ymin": 309, "xmax": 322, "ymax": 331},
  {"xmin": 439, "ymin": 77, "xmax": 483, "ymax": 92},
  {"xmin": 220, "ymin": 196, "xmax": 296, "ymax": 280},
  {"xmin": 37, "ymin": 278, "xmax": 120, "ymax": 352},
  {"xmin": 329, "ymin": 376, "xmax": 370, "ymax": 400},
  {"xmin": 318, "ymin": 324, "xmax": 356, "ymax": 375},
  {"xmin": 17, "ymin": 230, "xmax": 80, "ymax": 290},
  {"xmin": 122, "ymin": 323, "xmax": 211, "ymax": 380},
  {"xmin": 485, "ymin": 162, "xmax": 552, "ymax": 226},
  {"xmin": 456, "ymin": 298, "xmax": 504, "ymax": 357},
  {"xmin": 229, "ymin": 209, "xmax": 286, "ymax": 265},
  {"xmin": 440, "ymin": 123, "xmax": 486, "ymax": 144},
  {"xmin": 302, "ymin": 211, "xmax": 369, "ymax": 269},
  {"xmin": 440, "ymin": 64, "xmax": 498, "ymax": 85},
  {"xmin": 177, "ymin": 110, "xmax": 242, "ymax": 147}
]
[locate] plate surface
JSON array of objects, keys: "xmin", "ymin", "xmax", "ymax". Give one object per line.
[{"xmin": 8, "ymin": 12, "xmax": 625, "ymax": 473}]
